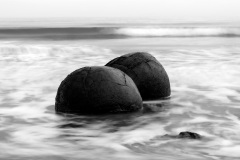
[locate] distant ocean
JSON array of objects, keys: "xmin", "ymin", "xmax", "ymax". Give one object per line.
[
  {"xmin": 1, "ymin": 18, "xmax": 240, "ymax": 160},
  {"xmin": 1, "ymin": 21, "xmax": 240, "ymax": 40}
]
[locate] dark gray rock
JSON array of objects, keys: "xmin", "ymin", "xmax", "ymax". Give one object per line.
[
  {"xmin": 106, "ymin": 52, "xmax": 171, "ymax": 100},
  {"xmin": 55, "ymin": 66, "xmax": 142, "ymax": 114},
  {"xmin": 163, "ymin": 131, "xmax": 202, "ymax": 140},
  {"xmin": 178, "ymin": 131, "xmax": 201, "ymax": 139}
]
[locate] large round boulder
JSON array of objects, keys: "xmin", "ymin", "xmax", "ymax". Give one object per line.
[
  {"xmin": 106, "ymin": 52, "xmax": 171, "ymax": 100},
  {"xmin": 55, "ymin": 66, "xmax": 142, "ymax": 114}
]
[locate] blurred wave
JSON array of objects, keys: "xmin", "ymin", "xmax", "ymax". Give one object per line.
[
  {"xmin": 115, "ymin": 27, "xmax": 240, "ymax": 37},
  {"xmin": 0, "ymin": 27, "xmax": 240, "ymax": 40}
]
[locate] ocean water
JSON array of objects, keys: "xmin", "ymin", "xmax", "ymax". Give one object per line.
[{"xmin": 0, "ymin": 18, "xmax": 240, "ymax": 160}]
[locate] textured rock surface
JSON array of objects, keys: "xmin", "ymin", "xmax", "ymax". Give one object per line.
[
  {"xmin": 55, "ymin": 66, "xmax": 143, "ymax": 114},
  {"xmin": 106, "ymin": 52, "xmax": 171, "ymax": 100}
]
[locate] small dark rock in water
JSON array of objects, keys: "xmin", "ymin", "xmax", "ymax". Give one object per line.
[
  {"xmin": 178, "ymin": 131, "xmax": 201, "ymax": 139},
  {"xmin": 55, "ymin": 66, "xmax": 142, "ymax": 114},
  {"xmin": 106, "ymin": 52, "xmax": 171, "ymax": 100}
]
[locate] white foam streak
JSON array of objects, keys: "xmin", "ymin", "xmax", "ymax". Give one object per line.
[
  {"xmin": 115, "ymin": 27, "xmax": 240, "ymax": 37},
  {"xmin": 121, "ymin": 123, "xmax": 167, "ymax": 144}
]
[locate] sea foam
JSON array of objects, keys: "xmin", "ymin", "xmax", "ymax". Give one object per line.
[{"xmin": 114, "ymin": 27, "xmax": 240, "ymax": 37}]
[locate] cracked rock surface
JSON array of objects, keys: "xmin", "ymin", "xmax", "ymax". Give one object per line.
[
  {"xmin": 106, "ymin": 52, "xmax": 171, "ymax": 100},
  {"xmin": 55, "ymin": 66, "xmax": 142, "ymax": 114}
]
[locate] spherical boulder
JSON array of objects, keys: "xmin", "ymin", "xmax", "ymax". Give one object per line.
[
  {"xmin": 55, "ymin": 66, "xmax": 142, "ymax": 114},
  {"xmin": 106, "ymin": 52, "xmax": 171, "ymax": 100}
]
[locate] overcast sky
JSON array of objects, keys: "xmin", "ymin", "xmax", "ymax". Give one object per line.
[{"xmin": 0, "ymin": 0, "xmax": 240, "ymax": 22}]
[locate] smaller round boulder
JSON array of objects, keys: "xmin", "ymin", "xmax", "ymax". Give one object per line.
[
  {"xmin": 106, "ymin": 52, "xmax": 171, "ymax": 100},
  {"xmin": 55, "ymin": 66, "xmax": 142, "ymax": 114}
]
